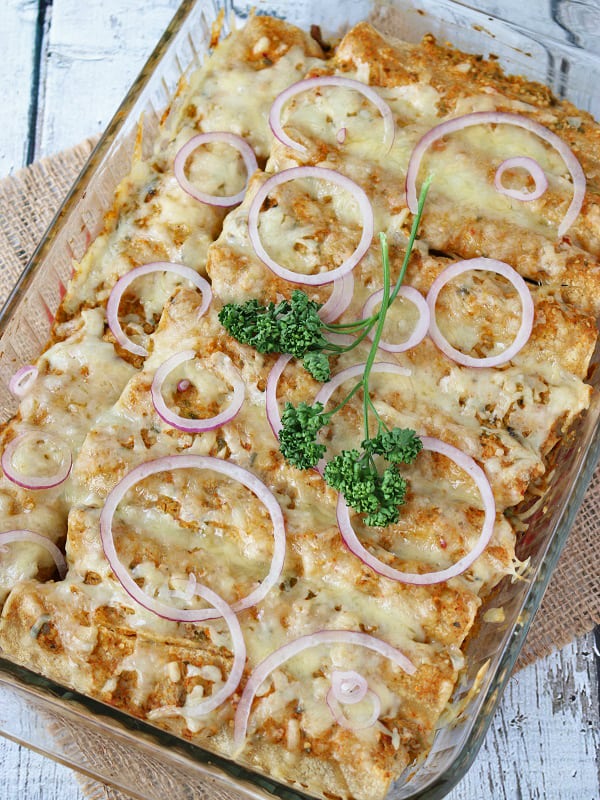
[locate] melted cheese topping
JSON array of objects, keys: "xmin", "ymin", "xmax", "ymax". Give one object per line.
[
  {"xmin": 0, "ymin": 17, "xmax": 325, "ymax": 599},
  {"xmin": 0, "ymin": 310, "xmax": 135, "ymax": 603}
]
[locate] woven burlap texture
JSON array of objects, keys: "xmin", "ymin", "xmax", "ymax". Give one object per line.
[{"xmin": 1, "ymin": 142, "xmax": 598, "ymax": 800}]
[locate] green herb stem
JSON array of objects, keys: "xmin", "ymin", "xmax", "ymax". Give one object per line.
[
  {"xmin": 325, "ymin": 378, "xmax": 364, "ymax": 419},
  {"xmin": 322, "ymin": 315, "xmax": 377, "ymax": 333},
  {"xmin": 388, "ymin": 174, "xmax": 432, "ymax": 308},
  {"xmin": 361, "ymin": 231, "xmax": 392, "ymax": 438},
  {"xmin": 220, "ymin": 177, "xmax": 431, "ymax": 528}
]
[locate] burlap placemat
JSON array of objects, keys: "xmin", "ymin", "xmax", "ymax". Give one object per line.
[{"xmin": 1, "ymin": 142, "xmax": 599, "ymax": 800}]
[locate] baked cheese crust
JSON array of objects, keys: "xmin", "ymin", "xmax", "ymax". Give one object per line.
[{"xmin": 0, "ymin": 16, "xmax": 324, "ymax": 603}]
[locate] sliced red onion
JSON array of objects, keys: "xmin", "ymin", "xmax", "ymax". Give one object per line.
[
  {"xmin": 39, "ymin": 294, "xmax": 54, "ymax": 326},
  {"xmin": 336, "ymin": 436, "xmax": 496, "ymax": 585},
  {"xmin": 330, "ymin": 669, "xmax": 367, "ymax": 704},
  {"xmin": 148, "ymin": 581, "xmax": 246, "ymax": 719},
  {"xmin": 9, "ymin": 366, "xmax": 38, "ymax": 399},
  {"xmin": 494, "ymin": 156, "xmax": 548, "ymax": 202},
  {"xmin": 361, "ymin": 286, "xmax": 430, "ymax": 353},
  {"xmin": 248, "ymin": 167, "xmax": 374, "ymax": 286},
  {"xmin": 265, "ymin": 354, "xmax": 292, "ymax": 439},
  {"xmin": 426, "ymin": 258, "xmax": 534, "ymax": 368},
  {"xmin": 99, "ymin": 455, "xmax": 286, "ymax": 620},
  {"xmin": 269, "ymin": 76, "xmax": 395, "ymax": 154},
  {"xmin": 2, "ymin": 432, "xmax": 72, "ymax": 490},
  {"xmin": 151, "ymin": 350, "xmax": 245, "ymax": 433},
  {"xmin": 324, "ymin": 332, "xmax": 356, "ymax": 347},
  {"xmin": 0, "ymin": 529, "xmax": 66, "ymax": 578},
  {"xmin": 177, "ymin": 379, "xmax": 191, "ymax": 393},
  {"xmin": 326, "ymin": 684, "xmax": 381, "ymax": 730},
  {"xmin": 314, "ymin": 361, "xmax": 412, "ymax": 474},
  {"xmin": 405, "ymin": 111, "xmax": 585, "ymax": 238},
  {"xmin": 233, "ymin": 629, "xmax": 415, "ymax": 751},
  {"xmin": 319, "ymin": 273, "xmax": 355, "ymax": 323},
  {"xmin": 336, "ymin": 127, "xmax": 347, "ymax": 144},
  {"xmin": 265, "ymin": 330, "xmax": 360, "ymax": 442},
  {"xmin": 264, "ymin": 276, "xmax": 355, "ymax": 439},
  {"xmin": 314, "ymin": 361, "xmax": 412, "ymax": 410},
  {"xmin": 184, "ymin": 571, "xmax": 197, "ymax": 600},
  {"xmin": 173, "ymin": 132, "xmax": 258, "ymax": 207},
  {"xmin": 106, "ymin": 262, "xmax": 212, "ymax": 357}
]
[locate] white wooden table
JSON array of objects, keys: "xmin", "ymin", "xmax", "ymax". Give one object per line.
[{"xmin": 0, "ymin": 2, "xmax": 598, "ymax": 799}]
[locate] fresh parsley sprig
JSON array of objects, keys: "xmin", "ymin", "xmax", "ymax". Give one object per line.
[
  {"xmin": 219, "ymin": 289, "xmax": 352, "ymax": 382},
  {"xmin": 219, "ymin": 178, "xmax": 431, "ymax": 526},
  {"xmin": 278, "ymin": 230, "xmax": 424, "ymax": 527}
]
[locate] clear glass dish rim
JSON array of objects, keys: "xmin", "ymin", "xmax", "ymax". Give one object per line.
[
  {"xmin": 0, "ymin": 1, "xmax": 598, "ymax": 799},
  {"xmin": 0, "ymin": 0, "xmax": 199, "ymax": 344}
]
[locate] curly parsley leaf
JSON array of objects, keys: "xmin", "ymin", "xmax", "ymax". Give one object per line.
[
  {"xmin": 324, "ymin": 451, "xmax": 408, "ymax": 526},
  {"xmin": 219, "ymin": 177, "xmax": 432, "ymax": 527},
  {"xmin": 302, "ymin": 351, "xmax": 331, "ymax": 382},
  {"xmin": 365, "ymin": 427, "xmax": 423, "ymax": 464},
  {"xmin": 279, "ymin": 401, "xmax": 328, "ymax": 469},
  {"xmin": 219, "ymin": 290, "xmax": 328, "ymax": 364}
]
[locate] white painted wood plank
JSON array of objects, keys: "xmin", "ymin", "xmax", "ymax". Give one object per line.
[
  {"xmin": 0, "ymin": 0, "xmax": 38, "ymax": 176},
  {"xmin": 447, "ymin": 635, "xmax": 600, "ymax": 800},
  {"xmin": 0, "ymin": 740, "xmax": 83, "ymax": 800},
  {"xmin": 34, "ymin": 0, "xmax": 181, "ymax": 159},
  {"xmin": 462, "ymin": 0, "xmax": 600, "ymax": 53}
]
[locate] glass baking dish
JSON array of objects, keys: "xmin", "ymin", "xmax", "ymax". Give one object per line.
[{"xmin": 0, "ymin": 1, "xmax": 598, "ymax": 798}]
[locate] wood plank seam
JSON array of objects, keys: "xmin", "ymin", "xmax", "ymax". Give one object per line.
[
  {"xmin": 594, "ymin": 626, "xmax": 600, "ymax": 719},
  {"xmin": 26, "ymin": 0, "xmax": 53, "ymax": 165}
]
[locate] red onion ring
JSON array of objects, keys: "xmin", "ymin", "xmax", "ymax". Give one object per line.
[
  {"xmin": 330, "ymin": 669, "xmax": 367, "ymax": 704},
  {"xmin": 264, "ymin": 273, "xmax": 357, "ymax": 441},
  {"xmin": 494, "ymin": 156, "xmax": 549, "ymax": 202},
  {"xmin": 319, "ymin": 273, "xmax": 355, "ymax": 324},
  {"xmin": 324, "ymin": 332, "xmax": 356, "ymax": 347},
  {"xmin": 233, "ymin": 629, "xmax": 415, "ymax": 751},
  {"xmin": 151, "ymin": 350, "xmax": 245, "ymax": 433},
  {"xmin": 9, "ymin": 366, "xmax": 38, "ymax": 399},
  {"xmin": 265, "ymin": 354, "xmax": 292, "ymax": 439},
  {"xmin": 264, "ymin": 274, "xmax": 355, "ymax": 438},
  {"xmin": 1, "ymin": 432, "xmax": 72, "ymax": 490},
  {"xmin": 336, "ymin": 436, "xmax": 496, "ymax": 585},
  {"xmin": 177, "ymin": 379, "xmax": 191, "ymax": 393},
  {"xmin": 269, "ymin": 76, "xmax": 395, "ymax": 154},
  {"xmin": 248, "ymin": 167, "xmax": 374, "ymax": 286},
  {"xmin": 148, "ymin": 579, "xmax": 246, "ymax": 718},
  {"xmin": 426, "ymin": 258, "xmax": 534, "ymax": 368},
  {"xmin": 106, "ymin": 262, "xmax": 212, "ymax": 357},
  {"xmin": 361, "ymin": 286, "xmax": 430, "ymax": 353},
  {"xmin": 173, "ymin": 132, "xmax": 258, "ymax": 207},
  {"xmin": 314, "ymin": 361, "xmax": 412, "ymax": 474},
  {"xmin": 336, "ymin": 127, "xmax": 347, "ymax": 144},
  {"xmin": 99, "ymin": 455, "xmax": 286, "ymax": 620},
  {"xmin": 0, "ymin": 529, "xmax": 66, "ymax": 578},
  {"xmin": 326, "ymin": 681, "xmax": 381, "ymax": 731},
  {"xmin": 264, "ymin": 329, "xmax": 361, "ymax": 441},
  {"xmin": 405, "ymin": 111, "xmax": 585, "ymax": 238},
  {"xmin": 184, "ymin": 572, "xmax": 197, "ymax": 600},
  {"xmin": 314, "ymin": 361, "xmax": 412, "ymax": 410}
]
